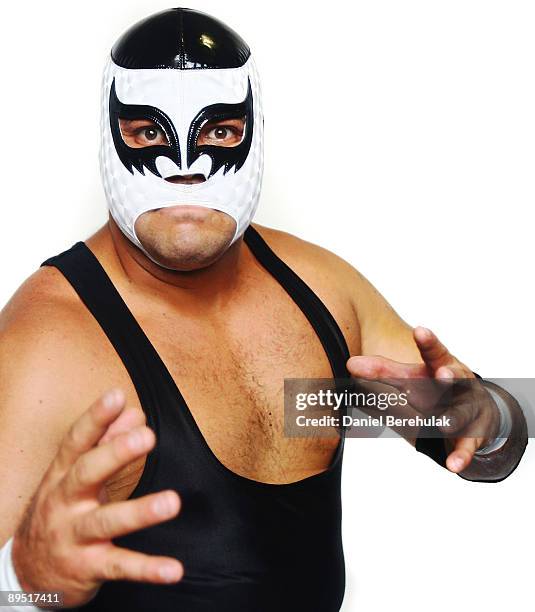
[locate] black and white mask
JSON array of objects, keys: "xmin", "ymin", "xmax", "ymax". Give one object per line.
[{"xmin": 99, "ymin": 8, "xmax": 264, "ymax": 258}]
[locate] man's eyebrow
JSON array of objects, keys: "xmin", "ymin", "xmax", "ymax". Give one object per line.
[
  {"xmin": 201, "ymin": 117, "xmax": 246, "ymax": 126},
  {"xmin": 119, "ymin": 117, "xmax": 157, "ymax": 124}
]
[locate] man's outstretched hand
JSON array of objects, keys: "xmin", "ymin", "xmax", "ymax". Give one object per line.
[
  {"xmin": 11, "ymin": 389, "xmax": 183, "ymax": 609},
  {"xmin": 346, "ymin": 326, "xmax": 501, "ymax": 474}
]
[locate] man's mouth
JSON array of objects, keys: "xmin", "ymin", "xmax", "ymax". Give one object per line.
[
  {"xmin": 153, "ymin": 204, "xmax": 214, "ymax": 218},
  {"xmin": 164, "ymin": 173, "xmax": 206, "ymax": 185}
]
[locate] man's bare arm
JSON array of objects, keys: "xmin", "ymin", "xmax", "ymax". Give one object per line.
[
  {"xmin": 0, "ymin": 269, "xmax": 183, "ymax": 605},
  {"xmin": 0, "ymin": 269, "xmax": 92, "ymax": 543},
  {"xmin": 344, "ymin": 264, "xmax": 528, "ymax": 480}
]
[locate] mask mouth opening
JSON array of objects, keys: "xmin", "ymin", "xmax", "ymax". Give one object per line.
[{"xmin": 164, "ymin": 173, "xmax": 206, "ymax": 185}]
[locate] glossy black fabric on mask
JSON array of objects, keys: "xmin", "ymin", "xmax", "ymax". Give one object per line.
[{"xmin": 41, "ymin": 226, "xmax": 352, "ymax": 612}]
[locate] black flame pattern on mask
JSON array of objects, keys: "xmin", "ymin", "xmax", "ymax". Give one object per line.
[
  {"xmin": 109, "ymin": 78, "xmax": 181, "ymax": 176},
  {"xmin": 187, "ymin": 78, "xmax": 253, "ymax": 177}
]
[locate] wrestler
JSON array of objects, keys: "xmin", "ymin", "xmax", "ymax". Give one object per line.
[{"xmin": 0, "ymin": 8, "xmax": 527, "ymax": 611}]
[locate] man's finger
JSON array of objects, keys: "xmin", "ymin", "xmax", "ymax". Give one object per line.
[
  {"xmin": 434, "ymin": 365, "xmax": 467, "ymax": 380},
  {"xmin": 446, "ymin": 437, "xmax": 482, "ymax": 473},
  {"xmin": 61, "ymin": 425, "xmax": 155, "ymax": 500},
  {"xmin": 438, "ymin": 401, "xmax": 479, "ymax": 435},
  {"xmin": 74, "ymin": 490, "xmax": 180, "ymax": 542},
  {"xmin": 346, "ymin": 355, "xmax": 427, "ymax": 379},
  {"xmin": 347, "ymin": 356, "xmax": 454, "ymax": 413},
  {"xmin": 413, "ymin": 327, "xmax": 455, "ymax": 372},
  {"xmin": 93, "ymin": 546, "xmax": 183, "ymax": 584},
  {"xmin": 54, "ymin": 389, "xmax": 127, "ymax": 475},
  {"xmin": 98, "ymin": 407, "xmax": 147, "ymax": 446}
]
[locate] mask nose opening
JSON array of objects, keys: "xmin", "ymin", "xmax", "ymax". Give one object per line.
[{"xmin": 164, "ymin": 173, "xmax": 206, "ymax": 185}]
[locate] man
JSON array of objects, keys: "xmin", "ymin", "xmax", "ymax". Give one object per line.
[{"xmin": 0, "ymin": 8, "xmax": 527, "ymax": 612}]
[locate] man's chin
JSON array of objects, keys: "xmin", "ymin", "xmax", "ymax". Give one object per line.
[{"xmin": 134, "ymin": 208, "xmax": 237, "ymax": 271}]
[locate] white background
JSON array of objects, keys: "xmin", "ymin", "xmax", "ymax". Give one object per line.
[{"xmin": 1, "ymin": 1, "xmax": 533, "ymax": 610}]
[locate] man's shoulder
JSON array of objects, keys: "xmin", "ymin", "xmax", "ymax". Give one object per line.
[
  {"xmin": 0, "ymin": 259, "xmax": 126, "ymax": 439},
  {"xmin": 0, "ymin": 265, "xmax": 87, "ymax": 342},
  {"xmin": 0, "ymin": 264, "xmax": 105, "ymax": 388},
  {"xmin": 250, "ymin": 224, "xmax": 365, "ymax": 353},
  {"xmin": 251, "ymin": 223, "xmax": 363, "ymax": 298}
]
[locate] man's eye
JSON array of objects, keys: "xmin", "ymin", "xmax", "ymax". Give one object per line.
[
  {"xmin": 118, "ymin": 118, "xmax": 170, "ymax": 148},
  {"xmin": 198, "ymin": 123, "xmax": 244, "ymax": 147},
  {"xmin": 135, "ymin": 126, "xmax": 167, "ymax": 145},
  {"xmin": 209, "ymin": 127, "xmax": 231, "ymax": 140},
  {"xmin": 142, "ymin": 127, "xmax": 159, "ymax": 141}
]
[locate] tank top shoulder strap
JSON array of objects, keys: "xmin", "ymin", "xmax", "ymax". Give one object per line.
[
  {"xmin": 40, "ymin": 242, "xmax": 172, "ymax": 429},
  {"xmin": 243, "ymin": 226, "xmax": 350, "ymax": 378}
]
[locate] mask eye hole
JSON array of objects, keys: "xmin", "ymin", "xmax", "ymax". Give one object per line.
[
  {"xmin": 118, "ymin": 118, "xmax": 170, "ymax": 148},
  {"xmin": 197, "ymin": 117, "xmax": 246, "ymax": 148}
]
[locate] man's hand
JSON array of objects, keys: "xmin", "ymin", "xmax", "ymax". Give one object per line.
[
  {"xmin": 11, "ymin": 389, "xmax": 183, "ymax": 609},
  {"xmin": 346, "ymin": 326, "xmax": 501, "ymax": 474}
]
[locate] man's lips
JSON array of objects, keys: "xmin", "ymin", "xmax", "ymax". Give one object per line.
[{"xmin": 154, "ymin": 204, "xmax": 214, "ymax": 219}]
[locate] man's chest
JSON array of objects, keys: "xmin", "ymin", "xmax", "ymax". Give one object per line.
[{"xmin": 80, "ymin": 277, "xmax": 358, "ymax": 497}]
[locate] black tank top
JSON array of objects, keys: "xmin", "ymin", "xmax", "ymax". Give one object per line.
[{"xmin": 41, "ymin": 226, "xmax": 351, "ymax": 612}]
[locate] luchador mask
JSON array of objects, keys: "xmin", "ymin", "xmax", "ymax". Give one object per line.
[{"xmin": 99, "ymin": 8, "xmax": 264, "ymax": 260}]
